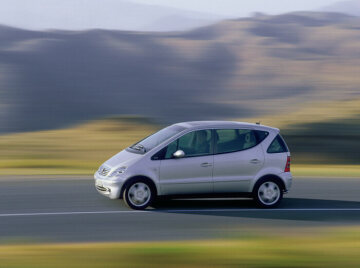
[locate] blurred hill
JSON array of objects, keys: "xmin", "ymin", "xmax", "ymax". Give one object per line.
[{"xmin": 0, "ymin": 11, "xmax": 360, "ymax": 133}]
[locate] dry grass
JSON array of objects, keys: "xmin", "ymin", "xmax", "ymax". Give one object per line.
[
  {"xmin": 292, "ymin": 165, "xmax": 360, "ymax": 178},
  {"xmin": 1, "ymin": 116, "xmax": 359, "ymax": 177},
  {"xmin": 0, "ymin": 117, "xmax": 158, "ymax": 175}
]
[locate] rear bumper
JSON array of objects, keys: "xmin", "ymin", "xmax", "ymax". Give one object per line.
[
  {"xmin": 280, "ymin": 172, "xmax": 292, "ymax": 192},
  {"xmin": 94, "ymin": 172, "xmax": 123, "ymax": 199}
]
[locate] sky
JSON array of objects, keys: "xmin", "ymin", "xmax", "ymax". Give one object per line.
[
  {"xmin": 130, "ymin": 0, "xmax": 340, "ymax": 16},
  {"xmin": 0, "ymin": 0, "xmax": 343, "ymax": 31}
]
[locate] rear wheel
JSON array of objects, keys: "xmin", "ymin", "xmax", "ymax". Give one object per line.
[
  {"xmin": 253, "ymin": 179, "xmax": 283, "ymax": 208},
  {"xmin": 123, "ymin": 179, "xmax": 155, "ymax": 210}
]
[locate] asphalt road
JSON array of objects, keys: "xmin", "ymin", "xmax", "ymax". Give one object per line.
[{"xmin": 0, "ymin": 176, "xmax": 359, "ymax": 243}]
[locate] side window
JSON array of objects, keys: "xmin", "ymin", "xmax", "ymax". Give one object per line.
[
  {"xmin": 240, "ymin": 129, "xmax": 257, "ymax": 150},
  {"xmin": 267, "ymin": 135, "xmax": 288, "ymax": 153},
  {"xmin": 151, "ymin": 139, "xmax": 178, "ymax": 160},
  {"xmin": 215, "ymin": 129, "xmax": 262, "ymax": 154},
  {"xmin": 161, "ymin": 130, "xmax": 212, "ymax": 159},
  {"xmin": 164, "ymin": 140, "xmax": 177, "ymax": 159},
  {"xmin": 254, "ymin": 130, "xmax": 269, "ymax": 143},
  {"xmin": 178, "ymin": 130, "xmax": 212, "ymax": 157},
  {"xmin": 215, "ymin": 129, "xmax": 239, "ymax": 154}
]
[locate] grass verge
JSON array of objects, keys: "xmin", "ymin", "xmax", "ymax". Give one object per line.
[
  {"xmin": 291, "ymin": 165, "xmax": 360, "ymax": 178},
  {"xmin": 0, "ymin": 228, "xmax": 359, "ymax": 268},
  {"xmin": 1, "ymin": 164, "xmax": 359, "ymax": 178}
]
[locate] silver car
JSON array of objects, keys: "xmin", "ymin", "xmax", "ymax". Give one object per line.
[{"xmin": 94, "ymin": 121, "xmax": 292, "ymax": 209}]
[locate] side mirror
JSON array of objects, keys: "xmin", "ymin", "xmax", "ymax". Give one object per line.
[{"xmin": 173, "ymin": 150, "xmax": 185, "ymax": 159}]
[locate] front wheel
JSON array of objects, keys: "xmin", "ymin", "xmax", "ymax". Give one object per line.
[
  {"xmin": 253, "ymin": 179, "xmax": 283, "ymax": 208},
  {"xmin": 123, "ymin": 179, "xmax": 155, "ymax": 210}
]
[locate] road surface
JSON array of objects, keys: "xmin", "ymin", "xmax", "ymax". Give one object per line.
[{"xmin": 0, "ymin": 176, "xmax": 359, "ymax": 242}]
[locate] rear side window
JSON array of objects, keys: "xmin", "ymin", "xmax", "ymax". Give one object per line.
[
  {"xmin": 267, "ymin": 135, "xmax": 288, "ymax": 153},
  {"xmin": 215, "ymin": 129, "xmax": 268, "ymax": 154},
  {"xmin": 254, "ymin": 130, "xmax": 269, "ymax": 143}
]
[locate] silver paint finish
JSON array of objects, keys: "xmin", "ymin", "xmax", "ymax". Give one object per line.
[{"xmin": 94, "ymin": 121, "xmax": 292, "ymax": 198}]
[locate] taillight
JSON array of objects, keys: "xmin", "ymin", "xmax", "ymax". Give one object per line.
[{"xmin": 284, "ymin": 156, "xmax": 291, "ymax": 172}]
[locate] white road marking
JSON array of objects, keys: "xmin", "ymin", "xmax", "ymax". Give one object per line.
[
  {"xmin": 166, "ymin": 208, "xmax": 360, "ymax": 212},
  {"xmin": 0, "ymin": 208, "xmax": 360, "ymax": 217}
]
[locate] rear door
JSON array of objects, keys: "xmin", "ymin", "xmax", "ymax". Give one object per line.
[
  {"xmin": 212, "ymin": 129, "xmax": 266, "ymax": 193},
  {"xmin": 158, "ymin": 129, "xmax": 214, "ymax": 195}
]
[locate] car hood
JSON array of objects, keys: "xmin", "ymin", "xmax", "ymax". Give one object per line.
[{"xmin": 103, "ymin": 149, "xmax": 143, "ymax": 169}]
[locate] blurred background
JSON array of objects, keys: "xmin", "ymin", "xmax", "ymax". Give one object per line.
[
  {"xmin": 1, "ymin": 1, "xmax": 360, "ymax": 267},
  {"xmin": 0, "ymin": 0, "xmax": 359, "ymax": 174}
]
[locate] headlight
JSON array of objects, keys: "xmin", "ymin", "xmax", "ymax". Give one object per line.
[{"xmin": 109, "ymin": 167, "xmax": 127, "ymax": 177}]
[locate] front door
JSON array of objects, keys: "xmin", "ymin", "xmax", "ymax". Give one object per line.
[{"xmin": 159, "ymin": 129, "xmax": 214, "ymax": 195}]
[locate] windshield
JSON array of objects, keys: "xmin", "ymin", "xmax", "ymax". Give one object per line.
[{"xmin": 127, "ymin": 125, "xmax": 186, "ymax": 154}]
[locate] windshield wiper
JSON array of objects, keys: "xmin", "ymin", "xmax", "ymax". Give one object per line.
[{"xmin": 131, "ymin": 144, "xmax": 146, "ymax": 152}]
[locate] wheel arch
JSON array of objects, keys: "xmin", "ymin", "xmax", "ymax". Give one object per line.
[
  {"xmin": 252, "ymin": 174, "xmax": 286, "ymax": 193},
  {"xmin": 120, "ymin": 175, "xmax": 158, "ymax": 199}
]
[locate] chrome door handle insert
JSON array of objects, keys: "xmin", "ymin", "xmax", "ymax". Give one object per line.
[
  {"xmin": 201, "ymin": 162, "xmax": 212, "ymax": 167},
  {"xmin": 250, "ymin": 159, "xmax": 261, "ymax": 164}
]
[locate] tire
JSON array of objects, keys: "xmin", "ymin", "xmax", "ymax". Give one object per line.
[
  {"xmin": 253, "ymin": 178, "xmax": 283, "ymax": 208},
  {"xmin": 123, "ymin": 179, "xmax": 155, "ymax": 210}
]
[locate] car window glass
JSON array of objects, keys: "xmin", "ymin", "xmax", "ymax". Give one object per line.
[
  {"xmin": 254, "ymin": 130, "xmax": 269, "ymax": 143},
  {"xmin": 129, "ymin": 125, "xmax": 185, "ymax": 154},
  {"xmin": 216, "ymin": 129, "xmax": 236, "ymax": 143},
  {"xmin": 163, "ymin": 130, "xmax": 212, "ymax": 158},
  {"xmin": 267, "ymin": 135, "xmax": 288, "ymax": 153},
  {"xmin": 179, "ymin": 130, "xmax": 212, "ymax": 157},
  {"xmin": 215, "ymin": 129, "xmax": 258, "ymax": 154},
  {"xmin": 164, "ymin": 140, "xmax": 178, "ymax": 159},
  {"xmin": 239, "ymin": 129, "xmax": 257, "ymax": 149}
]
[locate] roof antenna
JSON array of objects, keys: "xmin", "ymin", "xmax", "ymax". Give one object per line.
[{"xmin": 256, "ymin": 121, "xmax": 261, "ymax": 125}]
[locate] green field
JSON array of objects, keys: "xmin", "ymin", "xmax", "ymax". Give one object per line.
[{"xmin": 0, "ymin": 227, "xmax": 359, "ymax": 268}]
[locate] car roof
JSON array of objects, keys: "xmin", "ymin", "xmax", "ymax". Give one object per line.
[{"xmin": 174, "ymin": 121, "xmax": 279, "ymax": 133}]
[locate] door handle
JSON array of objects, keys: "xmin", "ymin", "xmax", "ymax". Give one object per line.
[
  {"xmin": 250, "ymin": 159, "xmax": 261, "ymax": 164},
  {"xmin": 201, "ymin": 162, "xmax": 212, "ymax": 167}
]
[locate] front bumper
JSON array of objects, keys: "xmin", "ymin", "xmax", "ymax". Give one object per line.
[{"xmin": 94, "ymin": 172, "xmax": 124, "ymax": 199}]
